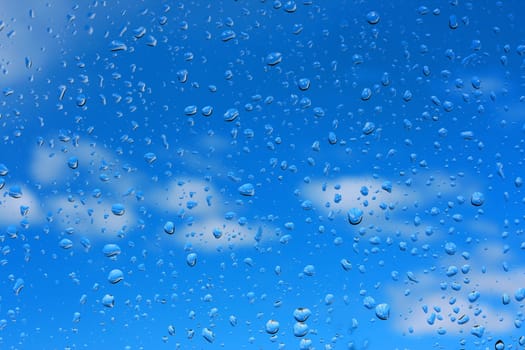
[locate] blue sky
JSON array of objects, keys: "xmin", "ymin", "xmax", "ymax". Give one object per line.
[{"xmin": 1, "ymin": 0, "xmax": 525, "ymax": 349}]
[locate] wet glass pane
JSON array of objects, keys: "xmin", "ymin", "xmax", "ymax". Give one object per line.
[{"xmin": 0, "ymin": 1, "xmax": 524, "ymax": 348}]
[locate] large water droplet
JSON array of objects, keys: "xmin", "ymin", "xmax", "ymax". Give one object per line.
[
  {"xmin": 103, "ymin": 244, "xmax": 121, "ymax": 257},
  {"xmin": 238, "ymin": 183, "xmax": 255, "ymax": 196},
  {"xmin": 366, "ymin": 11, "xmax": 380, "ymax": 25},
  {"xmin": 111, "ymin": 203, "xmax": 125, "ymax": 216},
  {"xmin": 375, "ymin": 303, "xmax": 390, "ymax": 320},
  {"xmin": 107, "ymin": 269, "xmax": 124, "ymax": 284},
  {"xmin": 224, "ymin": 108, "xmax": 239, "ymax": 122},
  {"xmin": 293, "ymin": 322, "xmax": 309, "ymax": 337},
  {"xmin": 164, "ymin": 221, "xmax": 175, "ymax": 234},
  {"xmin": 186, "ymin": 253, "xmax": 197, "ymax": 267},
  {"xmin": 347, "ymin": 208, "xmax": 363, "ymax": 225},
  {"xmin": 470, "ymin": 192, "xmax": 485, "ymax": 206},
  {"xmin": 102, "ymin": 294, "xmax": 115, "ymax": 308},
  {"xmin": 202, "ymin": 327, "xmax": 215, "ymax": 343},
  {"xmin": 265, "ymin": 319, "xmax": 280, "ymax": 334},
  {"xmin": 265, "ymin": 52, "xmax": 283, "ymax": 66},
  {"xmin": 8, "ymin": 185, "xmax": 23, "ymax": 199},
  {"xmin": 59, "ymin": 238, "xmax": 73, "ymax": 249}
]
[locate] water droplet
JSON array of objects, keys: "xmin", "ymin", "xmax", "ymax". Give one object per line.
[
  {"xmin": 133, "ymin": 26, "xmax": 146, "ymax": 38},
  {"xmin": 103, "ymin": 244, "xmax": 121, "ymax": 257},
  {"xmin": 221, "ymin": 29, "xmax": 236, "ymax": 42},
  {"xmin": 192, "ymin": 327, "xmax": 211, "ymax": 344},
  {"xmin": 13, "ymin": 278, "xmax": 24, "ymax": 295},
  {"xmin": 470, "ymin": 192, "xmax": 484, "ymax": 206},
  {"xmin": 362, "ymin": 122, "xmax": 375, "ymax": 135},
  {"xmin": 224, "ymin": 108, "xmax": 239, "ymax": 122},
  {"xmin": 0, "ymin": 163, "xmax": 8, "ymax": 176},
  {"xmin": 265, "ymin": 319, "xmax": 280, "ymax": 334},
  {"xmin": 186, "ymin": 252, "xmax": 197, "ymax": 267},
  {"xmin": 471, "ymin": 324, "xmax": 485, "ymax": 338},
  {"xmin": 201, "ymin": 105, "xmax": 213, "ymax": 117},
  {"xmin": 495, "ymin": 340, "xmax": 505, "ymax": 350},
  {"xmin": 375, "ymin": 303, "xmax": 390, "ymax": 320},
  {"xmin": 67, "ymin": 157, "xmax": 79, "ymax": 169},
  {"xmin": 184, "ymin": 105, "xmax": 198, "ymax": 116},
  {"xmin": 283, "ymin": 1, "xmax": 297, "ymax": 12},
  {"xmin": 340, "ymin": 258, "xmax": 352, "ymax": 271},
  {"xmin": 449, "ymin": 14, "xmax": 459, "ymax": 29},
  {"xmin": 366, "ymin": 11, "xmax": 380, "ymax": 25},
  {"xmin": 361, "ymin": 88, "xmax": 372, "ymax": 100},
  {"xmin": 347, "ymin": 208, "xmax": 363, "ymax": 225},
  {"xmin": 303, "ymin": 264, "xmax": 315, "ymax": 276},
  {"xmin": 102, "ymin": 294, "xmax": 115, "ymax": 308},
  {"xmin": 109, "ymin": 40, "xmax": 127, "ymax": 52},
  {"xmin": 163, "ymin": 221, "xmax": 175, "ymax": 234},
  {"xmin": 238, "ymin": 183, "xmax": 255, "ymax": 196},
  {"xmin": 444, "ymin": 242, "xmax": 457, "ymax": 255},
  {"xmin": 76, "ymin": 94, "xmax": 87, "ymax": 107},
  {"xmin": 265, "ymin": 52, "xmax": 283, "ymax": 66},
  {"xmin": 297, "ymin": 78, "xmax": 311, "ymax": 91},
  {"xmin": 8, "ymin": 185, "xmax": 23, "ymax": 199},
  {"xmin": 59, "ymin": 238, "xmax": 73, "ymax": 249},
  {"xmin": 107, "ymin": 269, "xmax": 124, "ymax": 284},
  {"xmin": 293, "ymin": 322, "xmax": 309, "ymax": 337},
  {"xmin": 111, "ymin": 203, "xmax": 125, "ymax": 216}
]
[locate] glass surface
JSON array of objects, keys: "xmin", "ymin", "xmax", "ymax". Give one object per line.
[{"xmin": 0, "ymin": 1, "xmax": 524, "ymax": 349}]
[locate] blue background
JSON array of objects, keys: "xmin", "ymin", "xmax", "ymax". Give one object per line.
[{"xmin": 1, "ymin": 0, "xmax": 524, "ymax": 349}]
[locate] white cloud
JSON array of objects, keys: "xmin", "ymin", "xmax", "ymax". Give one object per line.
[
  {"xmin": 148, "ymin": 178, "xmax": 272, "ymax": 251},
  {"xmin": 386, "ymin": 256, "xmax": 525, "ymax": 336},
  {"xmin": 0, "ymin": 186, "xmax": 43, "ymax": 225},
  {"xmin": 47, "ymin": 195, "xmax": 136, "ymax": 239}
]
